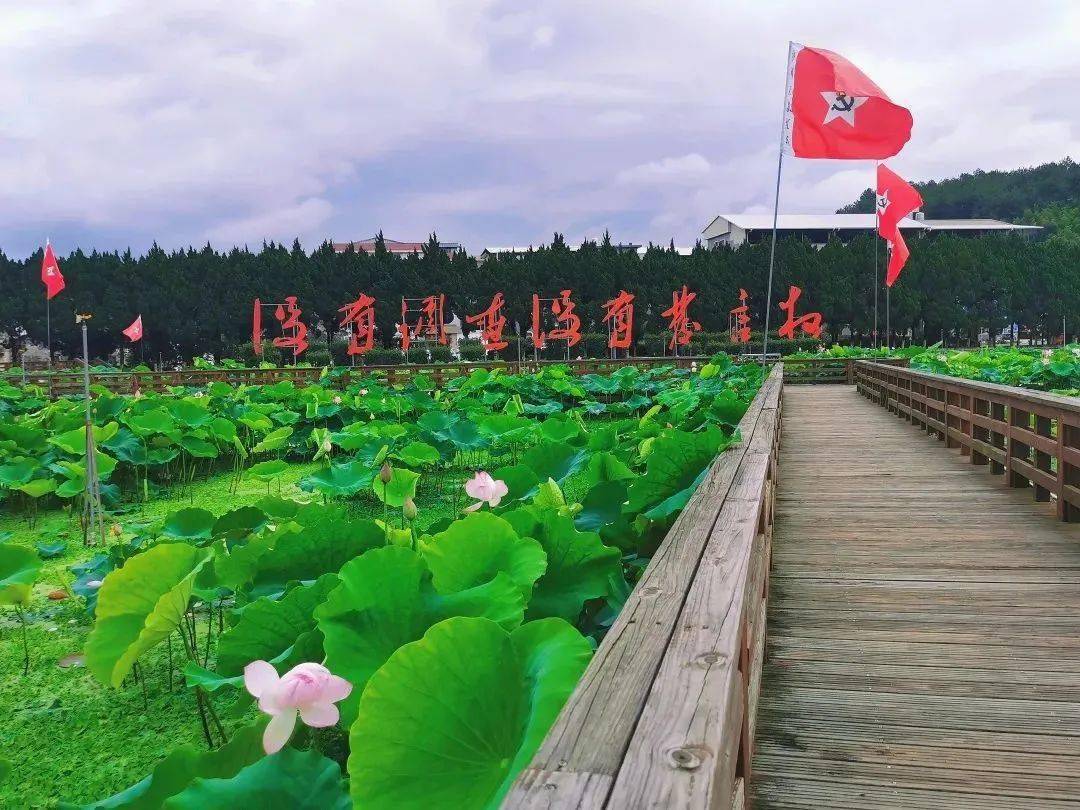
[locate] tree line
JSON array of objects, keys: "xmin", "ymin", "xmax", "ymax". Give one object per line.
[{"xmin": 1, "ymin": 230, "xmax": 1077, "ymax": 364}]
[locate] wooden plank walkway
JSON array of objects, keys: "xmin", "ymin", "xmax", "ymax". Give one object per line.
[{"xmin": 753, "ymin": 386, "xmax": 1080, "ymax": 809}]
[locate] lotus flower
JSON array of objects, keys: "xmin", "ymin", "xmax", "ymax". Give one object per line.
[
  {"xmin": 464, "ymin": 471, "xmax": 508, "ymax": 512},
  {"xmin": 244, "ymin": 661, "xmax": 352, "ymax": 754}
]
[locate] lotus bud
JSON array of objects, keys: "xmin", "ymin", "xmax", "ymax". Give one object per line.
[
  {"xmin": 379, "ymin": 461, "xmax": 393, "ymax": 484},
  {"xmin": 402, "ymin": 497, "xmax": 418, "ymax": 522}
]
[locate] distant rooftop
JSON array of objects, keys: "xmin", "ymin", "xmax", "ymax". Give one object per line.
[{"xmin": 332, "ymin": 238, "xmax": 461, "ymax": 254}]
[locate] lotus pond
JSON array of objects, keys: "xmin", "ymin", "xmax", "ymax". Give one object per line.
[{"xmin": 0, "ymin": 358, "xmax": 763, "ymax": 808}]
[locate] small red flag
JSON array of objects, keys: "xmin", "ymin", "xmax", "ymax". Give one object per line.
[
  {"xmin": 877, "ymin": 163, "xmax": 924, "ymax": 286},
  {"xmin": 41, "ymin": 243, "xmax": 65, "ymax": 300},
  {"xmin": 785, "ymin": 43, "xmax": 913, "ymax": 160},
  {"xmin": 122, "ymin": 315, "xmax": 143, "ymax": 342}
]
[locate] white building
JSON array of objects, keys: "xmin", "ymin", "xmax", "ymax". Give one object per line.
[
  {"xmin": 701, "ymin": 213, "xmax": 1041, "ymax": 249},
  {"xmin": 479, "ymin": 242, "xmax": 644, "ymax": 263}
]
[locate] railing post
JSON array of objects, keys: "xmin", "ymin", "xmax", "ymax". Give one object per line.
[{"xmin": 1007, "ymin": 405, "xmax": 1032, "ymax": 488}]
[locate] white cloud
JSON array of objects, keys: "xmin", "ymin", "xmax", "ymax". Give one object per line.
[
  {"xmin": 0, "ymin": 1, "xmax": 1078, "ymax": 256},
  {"xmin": 616, "ymin": 154, "xmax": 713, "ymax": 186}
]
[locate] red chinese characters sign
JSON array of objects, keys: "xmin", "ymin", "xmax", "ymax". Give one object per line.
[
  {"xmin": 661, "ymin": 285, "xmax": 702, "ymax": 350},
  {"xmin": 777, "ymin": 285, "xmax": 822, "ymax": 339},
  {"xmin": 602, "ymin": 290, "xmax": 635, "ymax": 350},
  {"xmin": 339, "ymin": 293, "xmax": 377, "ymax": 356},
  {"xmin": 730, "ymin": 288, "xmax": 751, "ymax": 343},
  {"xmin": 466, "ymin": 292, "xmax": 508, "ymax": 352},
  {"xmin": 400, "ymin": 295, "xmax": 446, "ymax": 351},
  {"xmin": 532, "ymin": 290, "xmax": 581, "ymax": 349},
  {"xmin": 253, "ymin": 296, "xmax": 309, "ymax": 357}
]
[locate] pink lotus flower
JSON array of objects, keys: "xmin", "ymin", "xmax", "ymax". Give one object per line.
[
  {"xmin": 464, "ymin": 471, "xmax": 508, "ymax": 512},
  {"xmin": 244, "ymin": 661, "xmax": 352, "ymax": 754}
]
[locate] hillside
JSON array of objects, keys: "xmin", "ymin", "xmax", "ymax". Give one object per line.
[{"xmin": 838, "ymin": 157, "xmax": 1080, "ymax": 221}]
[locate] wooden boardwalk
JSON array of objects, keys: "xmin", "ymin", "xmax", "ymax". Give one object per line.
[{"xmin": 753, "ymin": 386, "xmax": 1080, "ymax": 809}]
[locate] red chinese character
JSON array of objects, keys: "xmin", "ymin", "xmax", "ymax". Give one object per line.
[
  {"xmin": 602, "ymin": 290, "xmax": 635, "ymax": 350},
  {"xmin": 730, "ymin": 288, "xmax": 751, "ymax": 343},
  {"xmin": 269, "ymin": 296, "xmax": 309, "ymax": 356},
  {"xmin": 777, "ymin": 285, "xmax": 822, "ymax": 339},
  {"xmin": 339, "ymin": 293, "xmax": 377, "ymax": 356},
  {"xmin": 399, "ymin": 294, "xmax": 446, "ymax": 351},
  {"xmin": 531, "ymin": 290, "xmax": 582, "ymax": 349},
  {"xmin": 466, "ymin": 292, "xmax": 509, "ymax": 352},
  {"xmin": 661, "ymin": 285, "xmax": 702, "ymax": 350}
]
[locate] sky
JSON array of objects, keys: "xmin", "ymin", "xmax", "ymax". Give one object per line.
[{"xmin": 2, "ymin": 0, "xmax": 1079, "ymax": 258}]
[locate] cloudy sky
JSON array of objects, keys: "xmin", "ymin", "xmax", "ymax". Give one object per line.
[{"xmin": 2, "ymin": 1, "xmax": 1078, "ymax": 258}]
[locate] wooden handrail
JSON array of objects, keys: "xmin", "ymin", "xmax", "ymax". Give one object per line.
[
  {"xmin": 503, "ymin": 364, "xmax": 783, "ymax": 809},
  {"xmin": 11, "ymin": 355, "xmax": 906, "ymax": 398},
  {"xmin": 855, "ymin": 360, "xmax": 1080, "ymax": 522}
]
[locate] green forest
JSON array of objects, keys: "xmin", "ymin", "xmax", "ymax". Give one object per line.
[{"xmin": 3, "ymin": 159, "xmax": 1080, "ymax": 364}]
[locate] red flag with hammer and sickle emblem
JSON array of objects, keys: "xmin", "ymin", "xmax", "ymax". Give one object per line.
[{"xmin": 784, "ymin": 43, "xmax": 913, "ymax": 160}]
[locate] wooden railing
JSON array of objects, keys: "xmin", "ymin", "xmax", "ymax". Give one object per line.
[
  {"xmin": 855, "ymin": 360, "xmax": 1080, "ymax": 522},
  {"xmin": 10, "ymin": 355, "xmax": 900, "ymax": 398},
  {"xmin": 782, "ymin": 355, "xmax": 908, "ymax": 384},
  {"xmin": 503, "ymin": 364, "xmax": 783, "ymax": 810}
]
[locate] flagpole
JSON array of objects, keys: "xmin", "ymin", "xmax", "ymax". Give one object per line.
[
  {"xmin": 873, "ymin": 162, "xmax": 880, "ymax": 349},
  {"xmin": 762, "ymin": 42, "xmax": 796, "ymax": 367},
  {"xmin": 873, "ymin": 232, "xmax": 879, "ymax": 348},
  {"xmin": 886, "ymin": 243, "xmax": 892, "ymax": 350},
  {"xmin": 45, "ymin": 239, "xmax": 52, "ymax": 371}
]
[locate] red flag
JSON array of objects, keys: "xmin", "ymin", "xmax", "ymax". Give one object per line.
[
  {"xmin": 41, "ymin": 243, "xmax": 65, "ymax": 299},
  {"xmin": 122, "ymin": 315, "xmax": 143, "ymax": 342},
  {"xmin": 785, "ymin": 43, "xmax": 913, "ymax": 160},
  {"xmin": 877, "ymin": 163, "xmax": 924, "ymax": 286}
]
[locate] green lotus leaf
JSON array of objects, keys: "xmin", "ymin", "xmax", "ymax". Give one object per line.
[
  {"xmin": 165, "ymin": 747, "xmax": 349, "ymax": 809},
  {"xmin": 539, "ymin": 416, "xmax": 580, "ymax": 443},
  {"xmin": 522, "ymin": 442, "xmax": 589, "ymax": 484},
  {"xmin": 504, "ymin": 507, "xmax": 621, "ymax": 621},
  {"xmin": 103, "ymin": 428, "xmax": 148, "ymax": 466},
  {"xmin": 299, "ymin": 461, "xmax": 374, "ymax": 498},
  {"xmin": 86, "ymin": 543, "xmax": 210, "ymax": 687},
  {"xmin": 246, "ymin": 460, "xmax": 290, "ymax": 482},
  {"xmin": 422, "ymin": 512, "xmax": 546, "ymax": 600},
  {"xmin": 126, "ymin": 408, "xmax": 176, "ymax": 436},
  {"xmin": 391, "ymin": 440, "xmax": 441, "ymax": 467},
  {"xmin": 448, "ymin": 420, "xmax": 488, "ymax": 451},
  {"xmin": 207, "ymin": 417, "xmax": 237, "ymax": 443},
  {"xmin": 80, "ymin": 723, "xmax": 264, "ymax": 809},
  {"xmin": 247, "ymin": 514, "xmax": 385, "ymax": 594},
  {"xmin": 16, "ymin": 478, "xmax": 57, "ymax": 498},
  {"xmin": 318, "ymin": 546, "xmax": 524, "ymax": 726},
  {"xmin": 0, "ymin": 459, "xmax": 38, "ymax": 487},
  {"xmin": 48, "ymin": 422, "xmax": 119, "ymax": 456},
  {"xmin": 0, "ymin": 544, "xmax": 43, "ymax": 605},
  {"xmin": 215, "ymin": 573, "xmax": 338, "ymax": 676},
  {"xmin": 35, "ymin": 540, "xmax": 68, "ymax": 559},
  {"xmin": 370, "ymin": 467, "xmax": 419, "ymax": 507},
  {"xmin": 627, "ymin": 426, "xmax": 731, "ymax": 520},
  {"xmin": 178, "ymin": 435, "xmax": 219, "ymax": 458},
  {"xmin": 162, "ymin": 508, "xmax": 216, "ymax": 540},
  {"xmin": 348, "ymin": 616, "xmax": 592, "ymax": 810},
  {"xmin": 167, "ymin": 399, "xmax": 213, "ymax": 428},
  {"xmin": 489, "ymin": 463, "xmax": 540, "ymax": 503},
  {"xmin": 576, "ymin": 480, "xmax": 630, "ymax": 533},
  {"xmin": 251, "ymin": 426, "xmax": 294, "ymax": 454},
  {"xmin": 212, "ymin": 506, "xmax": 269, "ymax": 540},
  {"xmin": 581, "ymin": 452, "xmax": 636, "ymax": 488}
]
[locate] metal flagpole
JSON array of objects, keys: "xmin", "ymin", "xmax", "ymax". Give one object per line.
[
  {"xmin": 762, "ymin": 42, "xmax": 797, "ymax": 367},
  {"xmin": 45, "ymin": 239, "xmax": 52, "ymax": 371},
  {"xmin": 873, "ymin": 220, "xmax": 879, "ymax": 348},
  {"xmin": 78, "ymin": 314, "xmax": 106, "ymax": 546},
  {"xmin": 885, "ymin": 243, "xmax": 892, "ymax": 350},
  {"xmin": 873, "ymin": 161, "xmax": 881, "ymax": 349}
]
